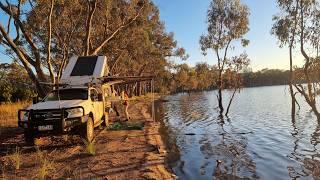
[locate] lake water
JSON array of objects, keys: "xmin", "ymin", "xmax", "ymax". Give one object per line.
[{"xmin": 157, "ymin": 85, "xmax": 320, "ymax": 179}]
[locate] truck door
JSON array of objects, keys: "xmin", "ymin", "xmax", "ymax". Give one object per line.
[{"xmin": 90, "ymin": 89, "xmax": 104, "ymax": 123}]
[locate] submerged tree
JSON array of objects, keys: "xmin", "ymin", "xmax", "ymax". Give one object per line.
[
  {"xmin": 273, "ymin": 0, "xmax": 320, "ymax": 122},
  {"xmin": 200, "ymin": 0, "xmax": 250, "ymax": 116},
  {"xmin": 224, "ymin": 53, "xmax": 250, "ymax": 116},
  {"xmin": 272, "ymin": 0, "xmax": 299, "ymax": 120}
]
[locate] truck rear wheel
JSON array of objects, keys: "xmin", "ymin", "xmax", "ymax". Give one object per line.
[
  {"xmin": 24, "ymin": 130, "xmax": 35, "ymax": 146},
  {"xmin": 83, "ymin": 116, "xmax": 94, "ymax": 142}
]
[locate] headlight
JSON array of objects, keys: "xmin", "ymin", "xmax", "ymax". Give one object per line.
[
  {"xmin": 66, "ymin": 108, "xmax": 83, "ymax": 118},
  {"xmin": 21, "ymin": 111, "xmax": 29, "ymax": 122}
]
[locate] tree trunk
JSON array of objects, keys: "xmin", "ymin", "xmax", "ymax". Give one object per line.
[
  {"xmin": 218, "ymin": 69, "xmax": 224, "ymax": 115},
  {"xmin": 84, "ymin": 0, "xmax": 97, "ymax": 56},
  {"xmin": 289, "ymin": 43, "xmax": 296, "ymax": 121},
  {"xmin": 47, "ymin": 0, "xmax": 55, "ymax": 84},
  {"xmin": 289, "ymin": 0, "xmax": 299, "ymax": 122},
  {"xmin": 225, "ymin": 89, "xmax": 237, "ymax": 116}
]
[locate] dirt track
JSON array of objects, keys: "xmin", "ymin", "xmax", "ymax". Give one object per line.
[{"xmin": 0, "ymin": 98, "xmax": 174, "ymax": 179}]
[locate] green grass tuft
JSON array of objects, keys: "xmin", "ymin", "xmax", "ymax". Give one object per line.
[{"xmin": 107, "ymin": 122, "xmax": 144, "ymax": 131}]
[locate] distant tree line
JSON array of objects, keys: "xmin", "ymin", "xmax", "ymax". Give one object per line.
[
  {"xmin": 0, "ymin": 60, "xmax": 296, "ymax": 103},
  {"xmin": 242, "ymin": 68, "xmax": 290, "ymax": 87},
  {"xmin": 166, "ymin": 64, "xmax": 293, "ymax": 94}
]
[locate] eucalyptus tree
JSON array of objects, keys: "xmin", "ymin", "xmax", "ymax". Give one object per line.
[
  {"xmin": 273, "ymin": 0, "xmax": 320, "ymax": 121},
  {"xmin": 224, "ymin": 53, "xmax": 249, "ymax": 116},
  {"xmin": 272, "ymin": 0, "xmax": 299, "ymax": 120},
  {"xmin": 195, "ymin": 63, "xmax": 217, "ymax": 90},
  {"xmin": 200, "ymin": 0, "xmax": 250, "ymax": 116},
  {"xmin": 295, "ymin": 0, "xmax": 320, "ymax": 121},
  {"xmin": 0, "ymin": 0, "xmax": 186, "ymax": 97}
]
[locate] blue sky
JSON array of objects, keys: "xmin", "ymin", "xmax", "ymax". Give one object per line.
[{"xmin": 153, "ymin": 0, "xmax": 304, "ymax": 71}]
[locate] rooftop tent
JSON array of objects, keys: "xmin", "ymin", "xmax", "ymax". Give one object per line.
[{"xmin": 60, "ymin": 56, "xmax": 109, "ymax": 85}]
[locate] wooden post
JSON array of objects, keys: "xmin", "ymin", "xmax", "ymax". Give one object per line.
[{"xmin": 151, "ymin": 79, "xmax": 155, "ymax": 121}]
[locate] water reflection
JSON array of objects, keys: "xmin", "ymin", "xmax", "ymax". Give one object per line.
[
  {"xmin": 158, "ymin": 86, "xmax": 320, "ymax": 179},
  {"xmin": 199, "ymin": 117, "xmax": 258, "ymax": 179},
  {"xmin": 288, "ymin": 118, "xmax": 320, "ymax": 179}
]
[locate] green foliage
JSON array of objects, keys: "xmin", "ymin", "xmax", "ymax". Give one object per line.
[
  {"xmin": 107, "ymin": 122, "xmax": 144, "ymax": 131},
  {"xmin": 0, "ymin": 82, "xmax": 13, "ymax": 102},
  {"xmin": 0, "ymin": 0, "xmax": 187, "ymax": 97},
  {"xmin": 242, "ymin": 68, "xmax": 290, "ymax": 87},
  {"xmin": 0, "ymin": 63, "xmax": 35, "ymax": 103},
  {"xmin": 171, "ymin": 63, "xmax": 218, "ymax": 93},
  {"xmin": 200, "ymin": 0, "xmax": 250, "ymax": 54},
  {"xmin": 26, "ymin": 0, "xmax": 186, "ymax": 83},
  {"xmin": 170, "ymin": 63, "xmax": 293, "ymax": 93}
]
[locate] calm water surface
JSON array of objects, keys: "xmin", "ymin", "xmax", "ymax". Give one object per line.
[{"xmin": 157, "ymin": 85, "xmax": 320, "ymax": 179}]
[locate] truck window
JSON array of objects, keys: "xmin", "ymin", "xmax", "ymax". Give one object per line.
[{"xmin": 43, "ymin": 89, "xmax": 88, "ymax": 101}]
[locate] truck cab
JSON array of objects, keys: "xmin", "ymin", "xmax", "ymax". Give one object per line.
[{"xmin": 18, "ymin": 56, "xmax": 111, "ymax": 144}]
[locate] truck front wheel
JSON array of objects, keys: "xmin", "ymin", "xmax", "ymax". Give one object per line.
[
  {"xmin": 24, "ymin": 130, "xmax": 35, "ymax": 145},
  {"xmin": 83, "ymin": 116, "xmax": 94, "ymax": 142}
]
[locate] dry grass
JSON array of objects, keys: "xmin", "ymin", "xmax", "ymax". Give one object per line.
[
  {"xmin": 0, "ymin": 101, "xmax": 30, "ymax": 127},
  {"xmin": 36, "ymin": 148, "xmax": 55, "ymax": 180},
  {"xmin": 8, "ymin": 147, "xmax": 22, "ymax": 170},
  {"xmin": 82, "ymin": 139, "xmax": 96, "ymax": 156}
]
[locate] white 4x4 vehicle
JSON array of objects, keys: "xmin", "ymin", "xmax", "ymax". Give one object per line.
[
  {"xmin": 18, "ymin": 86, "xmax": 108, "ymax": 144},
  {"xmin": 18, "ymin": 56, "xmax": 111, "ymax": 144}
]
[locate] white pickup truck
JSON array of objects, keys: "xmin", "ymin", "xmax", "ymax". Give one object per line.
[
  {"xmin": 18, "ymin": 56, "xmax": 113, "ymax": 144},
  {"xmin": 18, "ymin": 85, "xmax": 110, "ymax": 144}
]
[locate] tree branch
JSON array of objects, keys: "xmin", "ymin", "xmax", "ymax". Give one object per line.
[
  {"xmin": 0, "ymin": 2, "xmax": 40, "ymax": 64},
  {"xmin": 84, "ymin": 0, "xmax": 97, "ymax": 56},
  {"xmin": 111, "ymin": 50, "xmax": 125, "ymax": 73},
  {"xmin": 0, "ymin": 22, "xmax": 45, "ymax": 96},
  {"xmin": 90, "ymin": 2, "xmax": 145, "ymax": 55}
]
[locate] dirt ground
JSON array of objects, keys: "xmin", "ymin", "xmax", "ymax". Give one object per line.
[{"xmin": 0, "ymin": 97, "xmax": 174, "ymax": 179}]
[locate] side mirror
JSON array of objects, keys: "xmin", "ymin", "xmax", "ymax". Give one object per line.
[{"xmin": 98, "ymin": 94, "xmax": 103, "ymax": 101}]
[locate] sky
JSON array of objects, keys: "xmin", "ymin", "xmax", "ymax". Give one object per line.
[{"xmin": 152, "ymin": 0, "xmax": 304, "ymax": 71}]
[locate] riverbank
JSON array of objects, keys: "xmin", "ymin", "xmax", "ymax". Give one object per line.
[{"xmin": 0, "ymin": 95, "xmax": 174, "ymax": 179}]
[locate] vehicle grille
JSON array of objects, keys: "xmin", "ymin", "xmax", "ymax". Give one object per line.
[{"xmin": 31, "ymin": 109, "xmax": 63, "ymax": 121}]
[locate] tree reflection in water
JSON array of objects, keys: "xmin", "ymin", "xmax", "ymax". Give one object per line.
[
  {"xmin": 288, "ymin": 118, "xmax": 320, "ymax": 178},
  {"xmin": 200, "ymin": 117, "xmax": 259, "ymax": 179}
]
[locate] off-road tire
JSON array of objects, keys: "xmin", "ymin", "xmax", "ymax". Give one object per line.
[
  {"xmin": 24, "ymin": 130, "xmax": 35, "ymax": 146},
  {"xmin": 83, "ymin": 116, "xmax": 94, "ymax": 142}
]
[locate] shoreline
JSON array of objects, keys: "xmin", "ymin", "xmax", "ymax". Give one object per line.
[{"xmin": 0, "ymin": 96, "xmax": 175, "ymax": 179}]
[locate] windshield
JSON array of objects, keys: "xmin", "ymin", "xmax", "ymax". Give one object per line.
[{"xmin": 43, "ymin": 89, "xmax": 88, "ymax": 101}]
